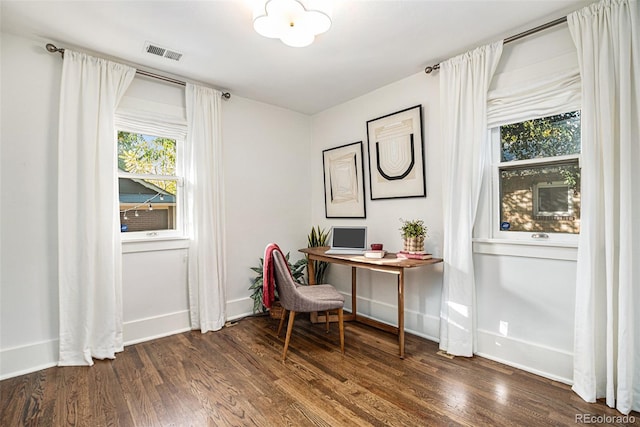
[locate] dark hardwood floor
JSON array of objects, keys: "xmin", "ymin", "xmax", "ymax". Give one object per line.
[{"xmin": 1, "ymin": 315, "xmax": 638, "ymax": 426}]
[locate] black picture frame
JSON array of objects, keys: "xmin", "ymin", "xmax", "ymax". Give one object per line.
[
  {"xmin": 366, "ymin": 105, "xmax": 426, "ymax": 200},
  {"xmin": 322, "ymin": 141, "xmax": 366, "ymax": 218}
]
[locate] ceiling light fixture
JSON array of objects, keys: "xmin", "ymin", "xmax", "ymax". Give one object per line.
[{"xmin": 253, "ymin": 0, "xmax": 332, "ymax": 47}]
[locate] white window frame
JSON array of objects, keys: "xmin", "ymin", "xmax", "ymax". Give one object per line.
[
  {"xmin": 488, "ymin": 127, "xmax": 580, "ymax": 244},
  {"xmin": 115, "ymin": 126, "xmax": 187, "ymax": 241}
]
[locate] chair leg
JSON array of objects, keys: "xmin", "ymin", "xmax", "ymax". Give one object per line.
[
  {"xmin": 325, "ymin": 311, "xmax": 330, "ymax": 333},
  {"xmin": 338, "ymin": 308, "xmax": 345, "ymax": 354},
  {"xmin": 277, "ymin": 308, "xmax": 288, "ymax": 336},
  {"xmin": 282, "ymin": 310, "xmax": 296, "ymax": 361}
]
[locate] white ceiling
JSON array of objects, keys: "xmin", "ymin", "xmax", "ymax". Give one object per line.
[{"xmin": 1, "ymin": 0, "xmax": 590, "ymax": 115}]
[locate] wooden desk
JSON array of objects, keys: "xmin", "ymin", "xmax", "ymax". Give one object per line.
[{"xmin": 299, "ymin": 246, "xmax": 443, "ymax": 358}]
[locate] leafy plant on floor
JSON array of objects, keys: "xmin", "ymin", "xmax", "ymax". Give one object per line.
[{"xmin": 249, "ymin": 253, "xmax": 306, "ymax": 314}]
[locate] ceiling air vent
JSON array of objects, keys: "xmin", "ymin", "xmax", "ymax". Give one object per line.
[{"xmin": 144, "ymin": 42, "xmax": 183, "ymax": 61}]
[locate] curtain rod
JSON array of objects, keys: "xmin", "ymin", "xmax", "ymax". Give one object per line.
[
  {"xmin": 45, "ymin": 43, "xmax": 231, "ymax": 99},
  {"xmin": 424, "ymin": 16, "xmax": 568, "ymax": 74}
]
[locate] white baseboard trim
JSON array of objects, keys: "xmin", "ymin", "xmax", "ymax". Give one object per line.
[
  {"xmin": 226, "ymin": 296, "xmax": 254, "ymax": 322},
  {"xmin": 346, "ymin": 293, "xmax": 572, "ymax": 384},
  {"xmin": 1, "ymin": 303, "xmax": 573, "ymax": 386},
  {"xmin": 123, "ymin": 310, "xmax": 191, "ymax": 346},
  {"xmin": 476, "ymin": 328, "xmax": 573, "ymax": 385},
  {"xmin": 0, "ymin": 339, "xmax": 58, "ymax": 381},
  {"xmin": 1, "ymin": 310, "xmax": 193, "ymax": 380},
  {"xmin": 344, "ymin": 293, "xmax": 441, "ymax": 343},
  {"xmin": 404, "ymin": 311, "xmax": 440, "ymax": 343}
]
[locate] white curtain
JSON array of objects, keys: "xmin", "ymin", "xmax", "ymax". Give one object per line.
[
  {"xmin": 569, "ymin": 0, "xmax": 640, "ymax": 415},
  {"xmin": 185, "ymin": 83, "xmax": 226, "ymax": 333},
  {"xmin": 58, "ymin": 51, "xmax": 135, "ymax": 365},
  {"xmin": 439, "ymin": 42, "xmax": 503, "ymax": 356}
]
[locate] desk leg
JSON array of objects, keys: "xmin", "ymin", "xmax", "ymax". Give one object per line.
[
  {"xmin": 398, "ymin": 269, "xmax": 405, "ymax": 359},
  {"xmin": 351, "ymin": 267, "xmax": 357, "ymax": 318},
  {"xmin": 307, "ymin": 258, "xmax": 316, "ymax": 285},
  {"xmin": 308, "ymin": 257, "xmax": 319, "ymax": 323}
]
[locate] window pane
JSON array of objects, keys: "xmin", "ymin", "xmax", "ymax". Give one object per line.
[
  {"xmin": 500, "ymin": 111, "xmax": 581, "ymax": 162},
  {"xmin": 119, "ymin": 178, "xmax": 178, "ymax": 233},
  {"xmin": 499, "ymin": 161, "xmax": 580, "ymax": 234},
  {"xmin": 538, "ymin": 185, "xmax": 569, "ymax": 214},
  {"xmin": 118, "ymin": 131, "xmax": 176, "ymax": 176}
]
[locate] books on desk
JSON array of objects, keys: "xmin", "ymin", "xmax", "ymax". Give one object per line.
[
  {"xmin": 364, "ymin": 250, "xmax": 387, "ymax": 259},
  {"xmin": 396, "ymin": 251, "xmax": 433, "ymax": 260}
]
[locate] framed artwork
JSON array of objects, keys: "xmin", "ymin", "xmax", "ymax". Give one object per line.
[
  {"xmin": 322, "ymin": 141, "xmax": 366, "ymax": 218},
  {"xmin": 366, "ymin": 105, "xmax": 426, "ymax": 200}
]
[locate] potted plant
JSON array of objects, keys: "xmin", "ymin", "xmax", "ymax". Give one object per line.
[
  {"xmin": 248, "ymin": 253, "xmax": 306, "ymax": 316},
  {"xmin": 307, "ymin": 225, "xmax": 330, "ymax": 284},
  {"xmin": 399, "ymin": 218, "xmax": 427, "ymax": 253}
]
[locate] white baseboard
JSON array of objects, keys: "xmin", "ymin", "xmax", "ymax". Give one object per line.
[
  {"xmin": 476, "ymin": 328, "xmax": 573, "ymax": 385},
  {"xmin": 404, "ymin": 311, "xmax": 440, "ymax": 343},
  {"xmin": 346, "ymin": 293, "xmax": 573, "ymax": 384},
  {"xmin": 123, "ymin": 297, "xmax": 261, "ymax": 346},
  {"xmin": 0, "ymin": 311, "xmax": 192, "ymax": 380},
  {"xmin": 226, "ymin": 296, "xmax": 254, "ymax": 321},
  {"xmin": 123, "ymin": 310, "xmax": 191, "ymax": 346},
  {"xmin": 0, "ymin": 339, "xmax": 58, "ymax": 381},
  {"xmin": 1, "ymin": 302, "xmax": 573, "ymax": 386},
  {"xmin": 345, "ymin": 293, "xmax": 441, "ymax": 342}
]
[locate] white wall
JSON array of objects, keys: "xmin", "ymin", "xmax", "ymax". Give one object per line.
[
  {"xmin": 222, "ymin": 96, "xmax": 312, "ymax": 315},
  {"xmin": 1, "ymin": 32, "xmax": 61, "ymax": 378},
  {"xmin": 122, "ymin": 243, "xmax": 190, "ymax": 345},
  {"xmin": 311, "ymin": 72, "xmax": 444, "ymax": 339},
  {"xmin": 474, "ymin": 252, "xmax": 576, "ymax": 382},
  {"xmin": 0, "ymin": 31, "xmax": 312, "ymax": 379},
  {"xmin": 310, "ymin": 24, "xmax": 579, "ymax": 383}
]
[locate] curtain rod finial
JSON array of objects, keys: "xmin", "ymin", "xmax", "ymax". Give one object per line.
[
  {"xmin": 46, "ymin": 43, "xmax": 65, "ymax": 56},
  {"xmin": 424, "ymin": 64, "xmax": 440, "ymax": 74}
]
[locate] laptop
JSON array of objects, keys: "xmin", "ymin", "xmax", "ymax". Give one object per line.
[{"xmin": 325, "ymin": 226, "xmax": 367, "ymax": 255}]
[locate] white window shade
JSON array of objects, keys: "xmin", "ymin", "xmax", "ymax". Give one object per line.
[
  {"xmin": 116, "ymin": 76, "xmax": 187, "ymax": 139},
  {"xmin": 487, "ymin": 69, "xmax": 581, "ymax": 129},
  {"xmin": 115, "ymin": 107, "xmax": 186, "ymax": 140},
  {"xmin": 487, "ymin": 23, "xmax": 581, "ymax": 129}
]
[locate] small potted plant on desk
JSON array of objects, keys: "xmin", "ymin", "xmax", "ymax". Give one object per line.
[{"xmin": 399, "ymin": 218, "xmax": 427, "ymax": 254}]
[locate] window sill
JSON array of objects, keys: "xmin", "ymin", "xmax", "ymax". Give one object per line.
[
  {"xmin": 472, "ymin": 238, "xmax": 577, "ymax": 261},
  {"xmin": 122, "ymin": 236, "xmax": 189, "ymax": 254}
]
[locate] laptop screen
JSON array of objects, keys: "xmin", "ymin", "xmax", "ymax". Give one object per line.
[{"xmin": 331, "ymin": 226, "xmax": 367, "ymax": 249}]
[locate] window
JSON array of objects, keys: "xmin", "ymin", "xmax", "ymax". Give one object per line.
[
  {"xmin": 493, "ymin": 111, "xmax": 581, "ymax": 240},
  {"xmin": 117, "ymin": 130, "xmax": 184, "ymax": 238}
]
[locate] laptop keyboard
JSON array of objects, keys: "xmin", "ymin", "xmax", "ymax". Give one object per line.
[{"xmin": 325, "ymin": 249, "xmax": 365, "ymax": 255}]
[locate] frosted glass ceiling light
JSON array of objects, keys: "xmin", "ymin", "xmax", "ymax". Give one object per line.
[{"xmin": 253, "ymin": 0, "xmax": 332, "ymax": 47}]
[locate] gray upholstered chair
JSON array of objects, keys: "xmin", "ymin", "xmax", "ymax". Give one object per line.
[{"xmin": 271, "ymin": 249, "xmax": 345, "ymax": 360}]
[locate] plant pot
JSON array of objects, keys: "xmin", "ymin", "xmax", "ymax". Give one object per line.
[
  {"xmin": 403, "ymin": 236, "xmax": 425, "ymax": 253},
  {"xmin": 269, "ymin": 301, "xmax": 285, "ymax": 320}
]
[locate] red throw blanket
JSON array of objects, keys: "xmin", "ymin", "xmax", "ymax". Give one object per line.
[{"xmin": 262, "ymin": 243, "xmax": 290, "ymax": 309}]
